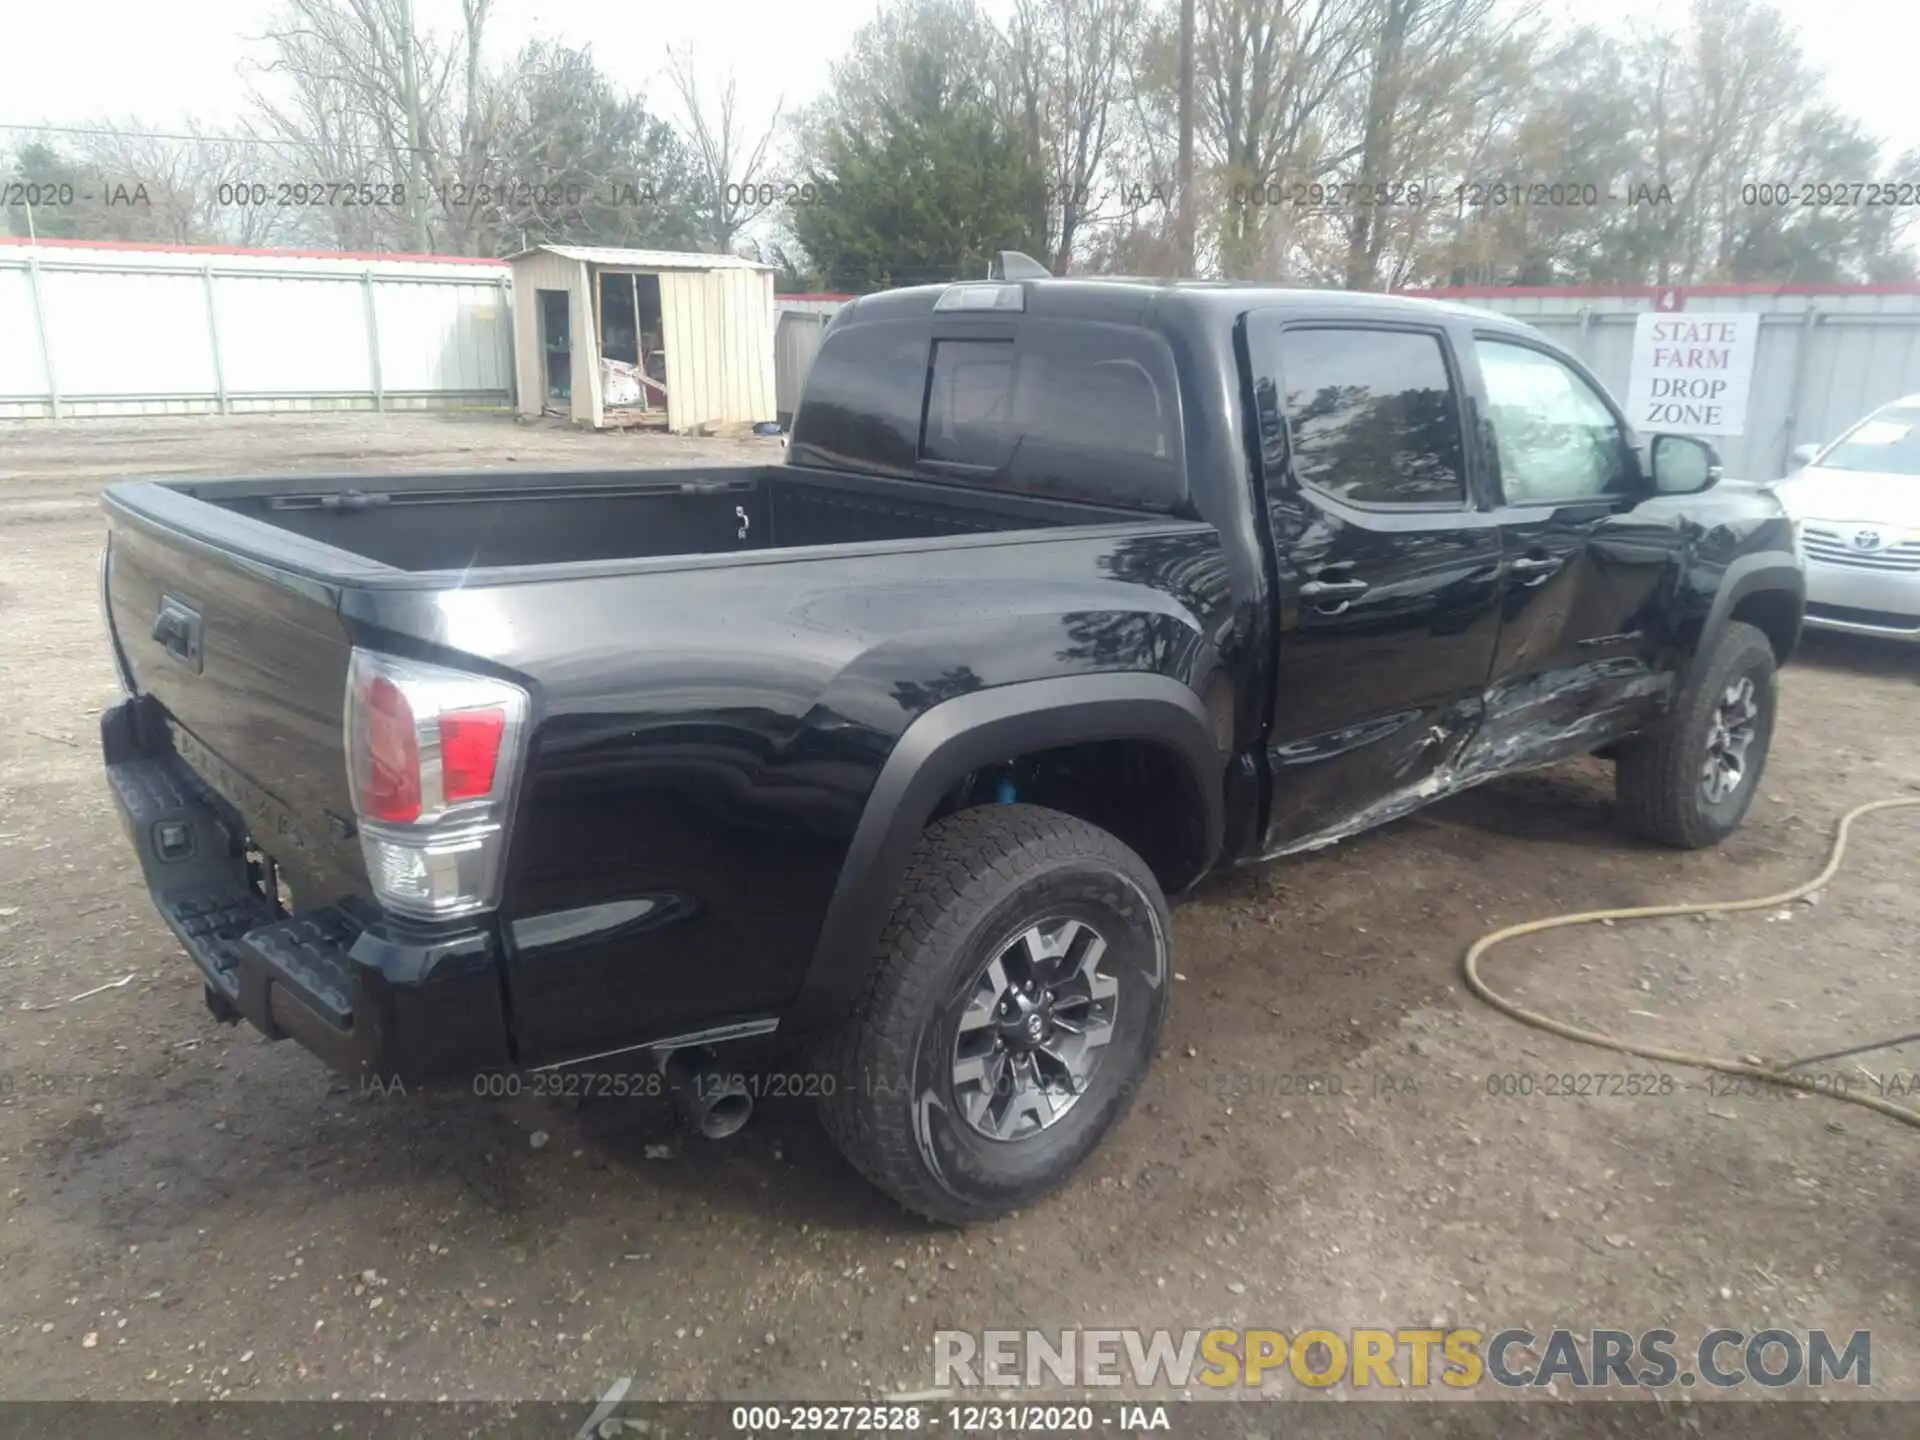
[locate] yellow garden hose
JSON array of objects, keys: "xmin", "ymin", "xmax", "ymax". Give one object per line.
[{"xmin": 1463, "ymin": 796, "xmax": 1920, "ymax": 1131}]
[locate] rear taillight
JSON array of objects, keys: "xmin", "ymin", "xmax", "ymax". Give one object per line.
[
  {"xmin": 344, "ymin": 650, "xmax": 531, "ymax": 921},
  {"xmin": 439, "ymin": 707, "xmax": 506, "ymax": 802},
  {"xmin": 360, "ymin": 675, "xmax": 423, "ymax": 821}
]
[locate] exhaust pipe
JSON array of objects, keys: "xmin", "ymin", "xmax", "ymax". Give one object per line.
[{"xmin": 664, "ymin": 1048, "xmax": 753, "ymax": 1140}]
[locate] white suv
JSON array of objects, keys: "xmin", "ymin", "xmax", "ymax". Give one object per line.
[{"xmin": 1775, "ymin": 395, "xmax": 1920, "ymax": 644}]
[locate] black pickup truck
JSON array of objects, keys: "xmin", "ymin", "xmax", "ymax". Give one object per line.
[{"xmin": 98, "ymin": 271, "xmax": 1804, "ymax": 1223}]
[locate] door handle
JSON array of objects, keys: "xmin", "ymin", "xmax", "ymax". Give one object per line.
[
  {"xmin": 1298, "ymin": 577, "xmax": 1370, "ymax": 599},
  {"xmin": 1508, "ymin": 554, "xmax": 1563, "ymax": 586},
  {"xmin": 1298, "ymin": 573, "xmax": 1369, "ymax": 616}
]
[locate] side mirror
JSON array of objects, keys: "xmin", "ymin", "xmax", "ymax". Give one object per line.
[
  {"xmin": 1788, "ymin": 442, "xmax": 1820, "ymax": 470},
  {"xmin": 1650, "ymin": 434, "xmax": 1722, "ymax": 496}
]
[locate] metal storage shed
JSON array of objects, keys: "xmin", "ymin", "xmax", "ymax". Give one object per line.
[{"xmin": 508, "ymin": 244, "xmax": 777, "ymax": 433}]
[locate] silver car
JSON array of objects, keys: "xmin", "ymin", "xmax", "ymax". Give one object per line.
[{"xmin": 1774, "ymin": 395, "xmax": 1920, "ymax": 644}]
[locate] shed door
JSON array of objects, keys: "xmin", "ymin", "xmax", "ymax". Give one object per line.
[{"xmin": 658, "ymin": 271, "xmax": 723, "ymax": 432}]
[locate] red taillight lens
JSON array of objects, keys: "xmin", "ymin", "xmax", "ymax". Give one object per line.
[
  {"xmin": 360, "ymin": 674, "xmax": 422, "ymax": 822},
  {"xmin": 439, "ymin": 706, "xmax": 506, "ymax": 802},
  {"xmin": 345, "ymin": 650, "xmax": 529, "ymax": 919}
]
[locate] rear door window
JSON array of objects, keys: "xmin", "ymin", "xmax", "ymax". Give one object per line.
[{"xmin": 1276, "ymin": 327, "xmax": 1467, "ymax": 508}]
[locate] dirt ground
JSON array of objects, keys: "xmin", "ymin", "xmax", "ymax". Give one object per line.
[{"xmin": 0, "ymin": 412, "xmax": 1915, "ymax": 1410}]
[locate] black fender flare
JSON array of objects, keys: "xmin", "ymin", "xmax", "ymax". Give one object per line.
[
  {"xmin": 789, "ymin": 672, "xmax": 1228, "ymax": 1029},
  {"xmin": 1690, "ymin": 552, "xmax": 1804, "ymax": 681}
]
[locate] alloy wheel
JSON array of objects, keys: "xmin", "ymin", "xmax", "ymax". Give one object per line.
[
  {"xmin": 950, "ymin": 917, "xmax": 1118, "ymax": 1140},
  {"xmin": 1700, "ymin": 674, "xmax": 1760, "ymax": 804}
]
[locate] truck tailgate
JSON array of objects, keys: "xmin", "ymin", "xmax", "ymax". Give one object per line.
[{"xmin": 104, "ymin": 512, "xmax": 367, "ymax": 904}]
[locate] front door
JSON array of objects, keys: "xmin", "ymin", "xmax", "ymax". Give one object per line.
[
  {"xmin": 1465, "ymin": 334, "xmax": 1685, "ymax": 768},
  {"xmin": 1244, "ymin": 316, "xmax": 1505, "ymax": 853}
]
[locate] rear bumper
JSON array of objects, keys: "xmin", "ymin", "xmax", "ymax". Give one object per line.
[{"xmin": 102, "ymin": 699, "xmax": 513, "ymax": 1085}]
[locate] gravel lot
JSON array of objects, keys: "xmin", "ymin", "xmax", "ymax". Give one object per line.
[{"xmin": 0, "ymin": 412, "xmax": 1915, "ymax": 1412}]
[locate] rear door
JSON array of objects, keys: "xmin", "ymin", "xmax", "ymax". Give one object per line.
[
  {"xmin": 1465, "ymin": 333, "xmax": 1683, "ymax": 765},
  {"xmin": 1243, "ymin": 315, "xmax": 1504, "ymax": 852}
]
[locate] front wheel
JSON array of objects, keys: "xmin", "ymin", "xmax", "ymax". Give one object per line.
[
  {"xmin": 817, "ymin": 804, "xmax": 1172, "ymax": 1225},
  {"xmin": 1615, "ymin": 620, "xmax": 1779, "ymax": 848}
]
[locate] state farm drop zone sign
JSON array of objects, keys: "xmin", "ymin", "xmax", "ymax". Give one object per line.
[{"xmin": 1625, "ymin": 313, "xmax": 1761, "ymax": 436}]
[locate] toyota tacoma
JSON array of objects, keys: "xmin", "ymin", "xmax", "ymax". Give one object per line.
[{"xmin": 97, "ymin": 266, "xmax": 1805, "ymax": 1223}]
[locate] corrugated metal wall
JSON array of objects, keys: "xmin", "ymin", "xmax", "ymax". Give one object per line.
[
  {"xmin": 0, "ymin": 242, "xmax": 513, "ymax": 420},
  {"xmin": 714, "ymin": 268, "xmax": 778, "ymax": 426},
  {"xmin": 775, "ymin": 310, "xmax": 833, "ymax": 424},
  {"xmin": 652, "ymin": 268, "xmax": 776, "ymax": 432},
  {"xmin": 1417, "ymin": 288, "xmax": 1920, "ymax": 481},
  {"xmin": 657, "ymin": 270, "xmax": 722, "ymax": 432}
]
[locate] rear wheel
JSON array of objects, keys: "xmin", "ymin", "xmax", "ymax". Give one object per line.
[
  {"xmin": 1616, "ymin": 620, "xmax": 1778, "ymax": 848},
  {"xmin": 818, "ymin": 804, "xmax": 1171, "ymax": 1225}
]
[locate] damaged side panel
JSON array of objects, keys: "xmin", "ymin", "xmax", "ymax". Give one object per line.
[
  {"xmin": 1253, "ymin": 657, "xmax": 1669, "ymax": 860},
  {"xmin": 1468, "ymin": 656, "xmax": 1670, "ymax": 777}
]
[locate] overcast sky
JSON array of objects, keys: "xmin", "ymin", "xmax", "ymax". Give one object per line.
[{"xmin": 3, "ymin": 0, "xmax": 1914, "ymax": 168}]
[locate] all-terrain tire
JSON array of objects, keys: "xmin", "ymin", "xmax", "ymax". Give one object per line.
[
  {"xmin": 1616, "ymin": 620, "xmax": 1778, "ymax": 848},
  {"xmin": 817, "ymin": 804, "xmax": 1172, "ymax": 1225}
]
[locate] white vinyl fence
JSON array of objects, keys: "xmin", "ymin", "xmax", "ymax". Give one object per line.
[{"xmin": 0, "ymin": 240, "xmax": 514, "ymax": 421}]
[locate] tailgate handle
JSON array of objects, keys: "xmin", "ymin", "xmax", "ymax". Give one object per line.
[{"xmin": 151, "ymin": 596, "xmax": 204, "ymax": 673}]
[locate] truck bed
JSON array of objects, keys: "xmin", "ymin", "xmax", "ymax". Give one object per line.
[
  {"xmin": 98, "ymin": 460, "xmax": 1156, "ymax": 925},
  {"xmin": 148, "ymin": 464, "xmax": 1095, "ymax": 574}
]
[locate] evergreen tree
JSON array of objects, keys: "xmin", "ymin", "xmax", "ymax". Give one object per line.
[{"xmin": 792, "ymin": 51, "xmax": 1045, "ymax": 292}]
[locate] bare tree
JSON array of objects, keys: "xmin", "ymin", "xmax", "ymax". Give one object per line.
[
  {"xmin": 464, "ymin": 43, "xmax": 705, "ymax": 254},
  {"xmin": 1337, "ymin": 0, "xmax": 1533, "ymax": 289},
  {"xmin": 247, "ymin": 0, "xmax": 489, "ymax": 251},
  {"xmin": 664, "ymin": 45, "xmax": 783, "ymax": 253},
  {"xmin": 1003, "ymin": 0, "xmax": 1143, "ymax": 272},
  {"xmin": 1197, "ymin": 0, "xmax": 1373, "ymax": 277},
  {"xmin": 1403, "ymin": 0, "xmax": 1912, "ymax": 287},
  {"xmin": 1684, "ymin": 0, "xmax": 1811, "ymax": 279},
  {"xmin": 429, "ymin": 0, "xmax": 502, "ymax": 253},
  {"xmin": 59, "ymin": 123, "xmax": 304, "ymax": 247}
]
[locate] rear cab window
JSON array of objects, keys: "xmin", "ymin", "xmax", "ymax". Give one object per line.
[
  {"xmin": 785, "ymin": 319, "xmax": 928, "ymax": 477},
  {"xmin": 791, "ymin": 302, "xmax": 1188, "ymax": 513}
]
